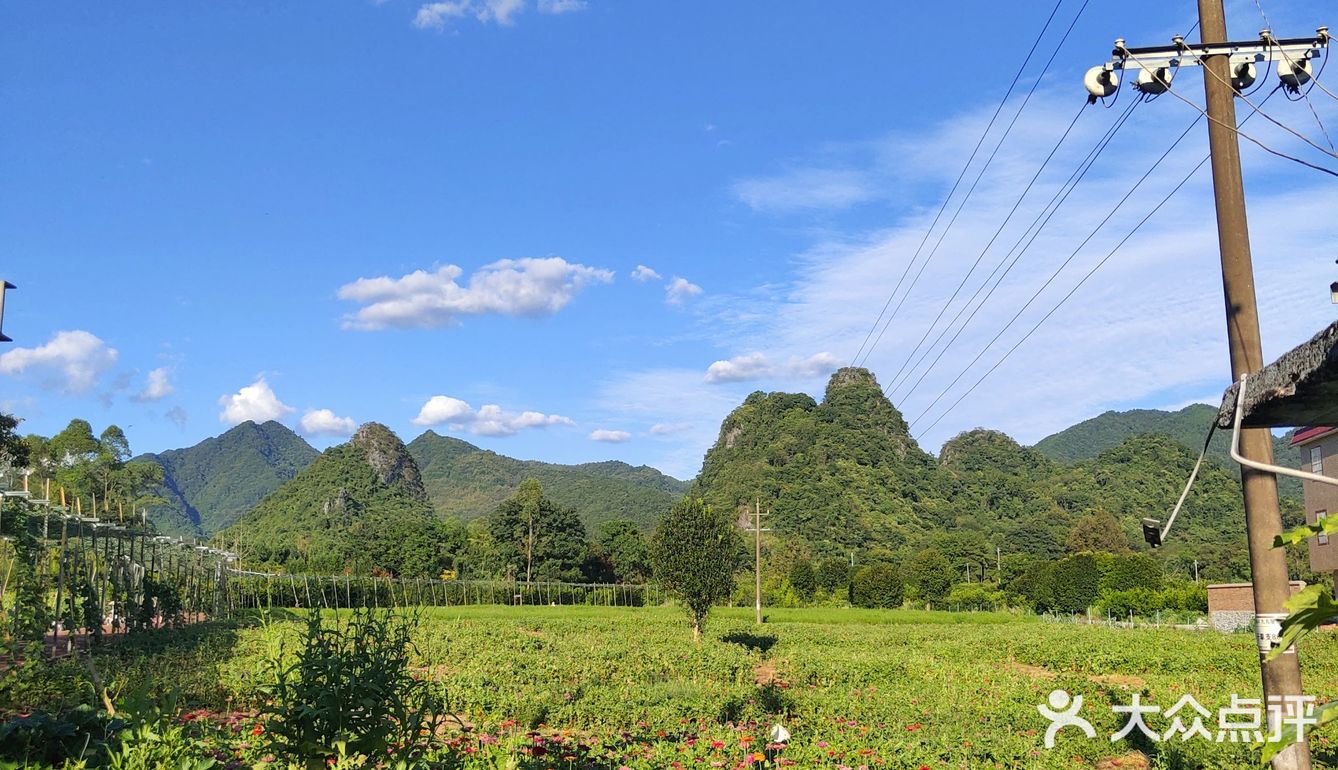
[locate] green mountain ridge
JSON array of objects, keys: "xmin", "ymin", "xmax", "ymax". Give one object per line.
[
  {"xmin": 1032, "ymin": 403, "xmax": 1302, "ymax": 500},
  {"xmin": 222, "ymin": 423, "xmax": 454, "ymax": 577},
  {"xmin": 690, "ymin": 368, "xmax": 1296, "ymax": 582},
  {"xmin": 138, "ymin": 420, "xmax": 319, "ymax": 537},
  {"xmin": 407, "ymin": 431, "xmax": 688, "ymax": 532}
]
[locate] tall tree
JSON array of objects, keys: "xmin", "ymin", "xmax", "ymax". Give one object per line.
[
  {"xmin": 1066, "ymin": 510, "xmax": 1131, "ymax": 554},
  {"xmin": 651, "ymin": 497, "xmax": 743, "ymax": 642},
  {"xmin": 906, "ymin": 548, "xmax": 952, "ymax": 605},
  {"xmin": 0, "ymin": 413, "xmax": 29, "ymax": 473},
  {"xmin": 488, "ymin": 479, "xmax": 588, "ymax": 583}
]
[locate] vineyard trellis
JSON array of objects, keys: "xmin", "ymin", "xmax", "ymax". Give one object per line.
[
  {"xmin": 220, "ymin": 570, "xmax": 664, "ymax": 613},
  {"xmin": 2, "ymin": 481, "xmax": 664, "ymax": 658}
]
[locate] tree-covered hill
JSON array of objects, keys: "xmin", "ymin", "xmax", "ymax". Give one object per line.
[
  {"xmin": 220, "ymin": 423, "xmax": 456, "ymax": 577},
  {"xmin": 692, "ymin": 368, "xmax": 1284, "ymax": 583},
  {"xmin": 407, "ymin": 431, "xmax": 688, "ymax": 532},
  {"xmin": 1031, "ymin": 403, "xmax": 1302, "ymax": 499},
  {"xmin": 137, "ymin": 421, "xmax": 318, "ymax": 537},
  {"xmin": 692, "ymin": 367, "xmax": 951, "ymax": 554}
]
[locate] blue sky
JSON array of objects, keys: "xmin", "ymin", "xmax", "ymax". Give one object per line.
[{"xmin": 3, "ymin": 0, "xmax": 1336, "ymax": 480}]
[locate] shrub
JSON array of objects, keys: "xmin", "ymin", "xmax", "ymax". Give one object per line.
[
  {"xmin": 789, "ymin": 560, "xmax": 817, "ymax": 602},
  {"xmin": 815, "ymin": 558, "xmax": 850, "ymax": 593},
  {"xmin": 1050, "ymin": 554, "xmax": 1101, "ymax": 614},
  {"xmin": 945, "ymin": 582, "xmax": 1005, "ymax": 610},
  {"xmin": 849, "ymin": 564, "xmax": 904, "ymax": 608},
  {"xmin": 1098, "ymin": 553, "xmax": 1163, "ymax": 594},
  {"xmin": 259, "ymin": 608, "xmax": 444, "ymax": 766}
]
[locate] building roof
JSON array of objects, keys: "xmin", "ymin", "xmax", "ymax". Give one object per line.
[
  {"xmin": 1292, "ymin": 426, "xmax": 1337, "ymax": 446},
  {"xmin": 1218, "ymin": 319, "xmax": 1338, "ymax": 429}
]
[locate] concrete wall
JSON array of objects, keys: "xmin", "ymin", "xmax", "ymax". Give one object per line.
[{"xmin": 1207, "ymin": 581, "xmax": 1307, "ymax": 632}]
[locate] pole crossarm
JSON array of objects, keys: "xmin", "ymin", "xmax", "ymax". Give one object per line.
[{"xmin": 1084, "ymin": 28, "xmax": 1328, "ymax": 98}]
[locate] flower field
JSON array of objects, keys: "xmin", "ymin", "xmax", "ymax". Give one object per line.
[{"xmin": 4, "ymin": 605, "xmax": 1337, "ymax": 769}]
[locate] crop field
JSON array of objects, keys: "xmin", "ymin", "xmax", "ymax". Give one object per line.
[{"xmin": 6, "ymin": 605, "xmax": 1337, "ymax": 769}]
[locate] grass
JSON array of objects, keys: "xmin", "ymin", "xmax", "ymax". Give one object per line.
[{"xmin": 5, "ymin": 604, "xmax": 1337, "ymax": 768}]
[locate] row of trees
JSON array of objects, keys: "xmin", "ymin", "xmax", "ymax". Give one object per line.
[{"xmin": 4, "ymin": 417, "xmax": 165, "ymax": 520}]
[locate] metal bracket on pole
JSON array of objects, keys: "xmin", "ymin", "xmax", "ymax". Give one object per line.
[
  {"xmin": 1230, "ymin": 373, "xmax": 1338, "ymax": 488},
  {"xmin": 1085, "ymin": 28, "xmax": 1329, "ymax": 98},
  {"xmin": 0, "ymin": 281, "xmax": 14, "ymax": 343}
]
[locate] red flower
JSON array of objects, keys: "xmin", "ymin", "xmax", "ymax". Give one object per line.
[{"xmin": 251, "ymin": 724, "xmax": 264, "ymax": 736}]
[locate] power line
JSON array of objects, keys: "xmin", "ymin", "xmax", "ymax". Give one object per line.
[
  {"xmin": 889, "ymin": 95, "xmax": 1145, "ymax": 402},
  {"xmin": 882, "ymin": 99, "xmax": 1091, "ymax": 393},
  {"xmin": 911, "ymin": 91, "xmax": 1280, "ymax": 437},
  {"xmin": 848, "ymin": 0, "xmax": 1071, "ymax": 367},
  {"xmin": 856, "ymin": 0, "xmax": 1092, "ymax": 369},
  {"xmin": 912, "ymin": 153, "xmax": 1208, "ymax": 437},
  {"xmin": 1116, "ymin": 46, "xmax": 1338, "ymax": 176},
  {"xmin": 908, "ymin": 110, "xmax": 1205, "ymax": 428}
]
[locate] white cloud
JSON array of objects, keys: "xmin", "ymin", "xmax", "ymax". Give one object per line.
[
  {"xmin": 0, "ymin": 330, "xmax": 119, "ymax": 394},
  {"xmin": 300, "ymin": 408, "xmax": 357, "ymax": 437},
  {"xmin": 414, "ymin": 0, "xmax": 526, "ymax": 29},
  {"xmin": 787, "ymin": 351, "xmax": 842, "ymax": 379},
  {"xmin": 217, "ymin": 376, "xmax": 295, "ymax": 426},
  {"xmin": 338, "ymin": 257, "xmax": 613, "ymax": 330},
  {"xmin": 702, "ymin": 86, "xmax": 1338, "ymax": 453},
  {"xmin": 733, "ymin": 168, "xmax": 877, "ymax": 213},
  {"xmin": 588, "ymin": 429, "xmax": 631, "ymax": 443},
  {"xmin": 132, "ymin": 367, "xmax": 174, "ymax": 402},
  {"xmin": 704, "ymin": 352, "xmax": 771, "ymax": 383},
  {"xmin": 665, "ymin": 276, "xmax": 703, "ymax": 305},
  {"xmin": 630, "ymin": 264, "xmax": 662, "ymax": 282},
  {"xmin": 649, "ymin": 422, "xmax": 691, "ymax": 436},
  {"xmin": 412, "ymin": 395, "xmax": 573, "ymax": 437},
  {"xmin": 703, "ymin": 351, "xmax": 840, "ymax": 384},
  {"xmin": 538, "ymin": 0, "xmax": 586, "ymax": 13}
]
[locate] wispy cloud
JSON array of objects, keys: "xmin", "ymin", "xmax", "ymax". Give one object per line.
[
  {"xmin": 704, "ymin": 351, "xmax": 840, "ymax": 383},
  {"xmin": 338, "ymin": 257, "xmax": 613, "ymax": 330},
  {"xmin": 537, "ymin": 0, "xmax": 586, "ymax": 13},
  {"xmin": 588, "ymin": 428, "xmax": 631, "ymax": 443},
  {"xmin": 630, "ymin": 264, "xmax": 662, "ymax": 282},
  {"xmin": 132, "ymin": 367, "xmax": 174, "ymax": 402},
  {"xmin": 413, "ymin": 0, "xmax": 583, "ymax": 29},
  {"xmin": 732, "ymin": 167, "xmax": 878, "ymax": 213},
  {"xmin": 665, "ymin": 276, "xmax": 703, "ymax": 305}
]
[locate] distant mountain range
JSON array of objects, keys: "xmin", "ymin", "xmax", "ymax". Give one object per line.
[
  {"xmin": 221, "ymin": 423, "xmax": 448, "ymax": 577},
  {"xmin": 407, "ymin": 431, "xmax": 687, "ymax": 532},
  {"xmin": 137, "ymin": 421, "xmax": 318, "ymax": 537},
  {"xmin": 141, "ymin": 422, "xmax": 687, "ymax": 537},
  {"xmin": 1031, "ymin": 403, "xmax": 1302, "ymax": 500}
]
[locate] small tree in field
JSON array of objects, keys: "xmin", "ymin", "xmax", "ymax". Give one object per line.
[{"xmin": 652, "ymin": 497, "xmax": 742, "ymax": 643}]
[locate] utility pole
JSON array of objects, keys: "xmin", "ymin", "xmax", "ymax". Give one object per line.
[
  {"xmin": 745, "ymin": 497, "xmax": 771, "ymax": 625},
  {"xmin": 1198, "ymin": 3, "xmax": 1310, "ymax": 767},
  {"xmin": 1084, "ymin": 11, "xmax": 1327, "ymax": 768}
]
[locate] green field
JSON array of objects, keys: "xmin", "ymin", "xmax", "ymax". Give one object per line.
[{"xmin": 6, "ymin": 606, "xmax": 1338, "ymax": 769}]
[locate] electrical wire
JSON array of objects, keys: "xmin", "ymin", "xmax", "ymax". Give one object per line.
[
  {"xmin": 910, "ymin": 93, "xmax": 1278, "ymax": 437},
  {"xmin": 908, "ymin": 111, "xmax": 1205, "ymax": 428},
  {"xmin": 881, "ymin": 99, "xmax": 1091, "ymax": 393},
  {"xmin": 889, "ymin": 95, "xmax": 1145, "ymax": 401},
  {"xmin": 848, "ymin": 0, "xmax": 1074, "ymax": 367},
  {"xmin": 1116, "ymin": 47, "xmax": 1338, "ymax": 175},
  {"xmin": 856, "ymin": 0, "xmax": 1092, "ymax": 371}
]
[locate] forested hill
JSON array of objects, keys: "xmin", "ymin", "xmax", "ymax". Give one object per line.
[
  {"xmin": 407, "ymin": 431, "xmax": 688, "ymax": 532},
  {"xmin": 691, "ymin": 367, "xmax": 1288, "ymax": 582},
  {"xmin": 1032, "ymin": 403, "xmax": 1302, "ymax": 499},
  {"xmin": 221, "ymin": 423, "xmax": 452, "ymax": 577},
  {"xmin": 137, "ymin": 420, "xmax": 318, "ymax": 537}
]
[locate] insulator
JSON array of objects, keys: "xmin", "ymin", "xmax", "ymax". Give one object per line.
[
  {"xmin": 1280, "ymin": 57, "xmax": 1312, "ymax": 90},
  {"xmin": 1232, "ymin": 62, "xmax": 1258, "ymax": 92},
  {"xmin": 1083, "ymin": 65, "xmax": 1119, "ymax": 99},
  {"xmin": 1135, "ymin": 65, "xmax": 1173, "ymax": 94}
]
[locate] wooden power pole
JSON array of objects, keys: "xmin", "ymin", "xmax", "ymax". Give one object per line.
[
  {"xmin": 746, "ymin": 497, "xmax": 771, "ymax": 625},
  {"xmin": 1198, "ymin": 1, "xmax": 1310, "ymax": 767}
]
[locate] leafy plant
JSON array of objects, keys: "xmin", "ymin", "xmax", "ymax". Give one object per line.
[
  {"xmin": 258, "ymin": 608, "xmax": 445, "ymax": 767},
  {"xmin": 651, "ymin": 497, "xmax": 743, "ymax": 642}
]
